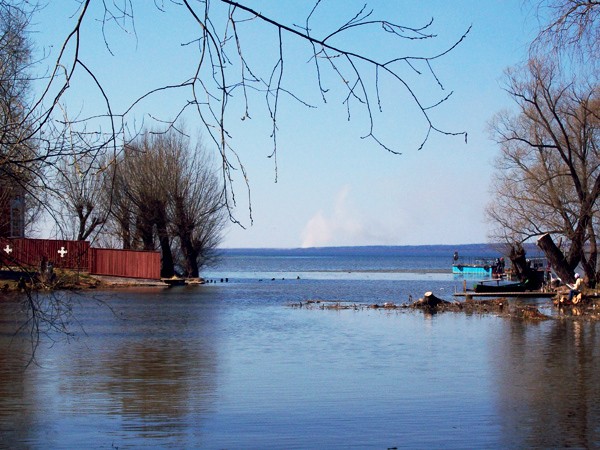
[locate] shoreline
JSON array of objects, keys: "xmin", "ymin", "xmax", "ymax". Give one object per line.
[
  {"xmin": 3, "ymin": 270, "xmax": 600, "ymax": 322},
  {"xmin": 0, "ymin": 270, "xmax": 174, "ymax": 291}
]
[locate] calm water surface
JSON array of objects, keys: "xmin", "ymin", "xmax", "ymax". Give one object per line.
[{"xmin": 1, "ymin": 249, "xmax": 600, "ymax": 448}]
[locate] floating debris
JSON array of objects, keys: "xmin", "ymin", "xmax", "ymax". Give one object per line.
[{"xmin": 290, "ymin": 292, "xmax": 554, "ymax": 321}]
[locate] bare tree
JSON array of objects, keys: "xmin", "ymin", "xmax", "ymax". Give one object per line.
[
  {"xmin": 487, "ymin": 58, "xmax": 600, "ymax": 285},
  {"xmin": 167, "ymin": 135, "xmax": 227, "ymax": 278},
  {"xmin": 99, "ymin": 162, "xmax": 134, "ymax": 249},
  {"xmin": 0, "ymin": 1, "xmax": 98, "ymax": 361},
  {"xmin": 104, "ymin": 129, "xmax": 226, "ymax": 278},
  {"xmin": 0, "ymin": 1, "xmax": 38, "ymax": 236},
  {"xmin": 531, "ymin": 0, "xmax": 600, "ymax": 68},
  {"xmin": 114, "ymin": 136, "xmax": 176, "ymax": 277},
  {"xmin": 52, "ymin": 135, "xmax": 109, "ymax": 241},
  {"xmin": 0, "ymin": 2, "xmax": 74, "ymax": 202},
  {"xmin": 0, "ymin": 1, "xmax": 33, "ymax": 156},
  {"xmin": 0, "ymin": 2, "xmax": 105, "ymax": 240}
]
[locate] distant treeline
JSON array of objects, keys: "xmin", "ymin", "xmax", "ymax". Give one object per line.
[
  {"xmin": 220, "ymin": 244, "xmax": 516, "ymax": 258},
  {"xmin": 217, "ymin": 243, "xmax": 550, "ymax": 259}
]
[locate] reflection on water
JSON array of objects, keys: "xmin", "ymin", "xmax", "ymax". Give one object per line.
[
  {"xmin": 1, "ymin": 284, "xmax": 600, "ymax": 448},
  {"xmin": 0, "ymin": 289, "xmax": 221, "ymax": 448},
  {"xmin": 495, "ymin": 320, "xmax": 600, "ymax": 448}
]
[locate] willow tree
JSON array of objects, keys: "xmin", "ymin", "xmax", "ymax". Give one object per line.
[
  {"xmin": 105, "ymin": 130, "xmax": 226, "ymax": 278},
  {"xmin": 531, "ymin": 0, "xmax": 600, "ymax": 68},
  {"xmin": 167, "ymin": 137, "xmax": 226, "ymax": 278},
  {"xmin": 111, "ymin": 134, "xmax": 176, "ymax": 278},
  {"xmin": 487, "ymin": 58, "xmax": 600, "ymax": 285}
]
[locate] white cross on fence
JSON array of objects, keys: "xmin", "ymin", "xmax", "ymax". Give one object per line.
[
  {"xmin": 3, "ymin": 245, "xmax": 12, "ymax": 255},
  {"xmin": 58, "ymin": 247, "xmax": 68, "ymax": 258}
]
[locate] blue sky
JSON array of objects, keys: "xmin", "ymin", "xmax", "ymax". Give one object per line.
[{"xmin": 33, "ymin": 1, "xmax": 539, "ymax": 248}]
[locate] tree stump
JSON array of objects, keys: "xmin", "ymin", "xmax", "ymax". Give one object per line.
[{"xmin": 418, "ymin": 291, "xmax": 450, "ymax": 308}]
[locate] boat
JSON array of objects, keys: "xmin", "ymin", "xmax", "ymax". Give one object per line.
[
  {"xmin": 473, "ymin": 280, "xmax": 526, "ymax": 293},
  {"xmin": 451, "ymin": 251, "xmax": 503, "ymax": 276},
  {"xmin": 473, "ymin": 269, "xmax": 547, "ymax": 293},
  {"xmin": 452, "ymin": 260, "xmax": 495, "ymax": 275}
]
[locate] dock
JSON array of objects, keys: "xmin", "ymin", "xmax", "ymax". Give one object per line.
[{"xmin": 453, "ymin": 291, "xmax": 556, "ymax": 298}]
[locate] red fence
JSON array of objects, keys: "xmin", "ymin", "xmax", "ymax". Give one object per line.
[
  {"xmin": 0, "ymin": 237, "xmax": 90, "ymax": 270},
  {"xmin": 90, "ymin": 248, "xmax": 161, "ymax": 280},
  {"xmin": 0, "ymin": 238, "xmax": 161, "ymax": 280}
]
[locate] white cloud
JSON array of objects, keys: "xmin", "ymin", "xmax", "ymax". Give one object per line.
[
  {"xmin": 300, "ymin": 185, "xmax": 378, "ymax": 248},
  {"xmin": 299, "ymin": 177, "xmax": 487, "ymax": 248}
]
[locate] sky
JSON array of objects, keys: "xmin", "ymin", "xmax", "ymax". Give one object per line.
[{"xmin": 32, "ymin": 1, "xmax": 541, "ymax": 248}]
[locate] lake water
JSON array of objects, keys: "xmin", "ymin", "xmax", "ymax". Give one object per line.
[{"xmin": 2, "ymin": 246, "xmax": 600, "ymax": 448}]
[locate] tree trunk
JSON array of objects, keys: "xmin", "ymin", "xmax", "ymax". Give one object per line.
[
  {"xmin": 537, "ymin": 233, "xmax": 575, "ymax": 284},
  {"xmin": 582, "ymin": 222, "xmax": 598, "ymax": 288},
  {"xmin": 180, "ymin": 234, "xmax": 199, "ymax": 278},
  {"xmin": 136, "ymin": 214, "xmax": 155, "ymax": 251},
  {"xmin": 120, "ymin": 217, "xmax": 131, "ymax": 250},
  {"xmin": 186, "ymin": 251, "xmax": 199, "ymax": 278},
  {"xmin": 156, "ymin": 219, "xmax": 175, "ymax": 278},
  {"xmin": 509, "ymin": 243, "xmax": 530, "ymax": 282},
  {"xmin": 508, "ymin": 242, "xmax": 549, "ymax": 289}
]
